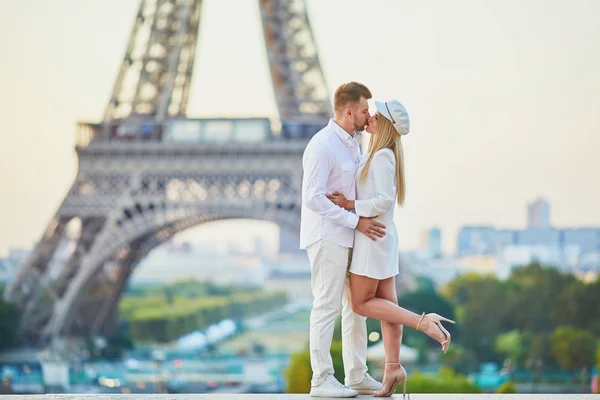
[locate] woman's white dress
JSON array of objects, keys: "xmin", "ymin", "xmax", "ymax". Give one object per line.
[{"xmin": 349, "ymin": 148, "xmax": 399, "ymax": 279}]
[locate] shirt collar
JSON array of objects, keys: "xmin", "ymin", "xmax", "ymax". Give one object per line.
[{"xmin": 328, "ymin": 119, "xmax": 358, "ymax": 145}]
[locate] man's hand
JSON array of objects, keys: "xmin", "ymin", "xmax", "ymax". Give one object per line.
[{"xmin": 356, "ymin": 217, "xmax": 386, "ymax": 241}]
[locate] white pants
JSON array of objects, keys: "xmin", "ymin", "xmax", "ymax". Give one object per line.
[{"xmin": 306, "ymin": 239, "xmax": 368, "ymax": 386}]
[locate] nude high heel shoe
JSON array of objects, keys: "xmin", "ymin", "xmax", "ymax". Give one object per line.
[
  {"xmin": 374, "ymin": 364, "xmax": 407, "ymax": 398},
  {"xmin": 417, "ymin": 312, "xmax": 456, "ymax": 354}
]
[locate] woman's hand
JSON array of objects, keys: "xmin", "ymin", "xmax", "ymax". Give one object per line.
[{"xmin": 327, "ymin": 191, "xmax": 352, "ymax": 210}]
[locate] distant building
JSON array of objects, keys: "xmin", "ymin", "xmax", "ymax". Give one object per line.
[
  {"xmin": 455, "ymin": 225, "xmax": 600, "ymax": 277},
  {"xmin": 457, "ymin": 226, "xmax": 496, "ymax": 256},
  {"xmin": 492, "ymin": 229, "xmax": 517, "ymax": 253},
  {"xmin": 133, "ymin": 245, "xmax": 266, "ymax": 285},
  {"xmin": 527, "ymin": 197, "xmax": 551, "ymax": 229},
  {"xmin": 263, "ymin": 255, "xmax": 312, "ymax": 303},
  {"xmin": 472, "ymin": 227, "xmax": 600, "ymax": 258},
  {"xmin": 8, "ymin": 248, "xmax": 29, "ymax": 263},
  {"xmin": 279, "ymin": 229, "xmax": 302, "ymax": 255},
  {"xmin": 498, "ymin": 245, "xmax": 563, "ymax": 276},
  {"xmin": 451, "ymin": 200, "xmax": 600, "ymax": 277},
  {"xmin": 561, "ymin": 228, "xmax": 600, "ymax": 254},
  {"xmin": 227, "ymin": 240, "xmax": 246, "ymax": 255},
  {"xmin": 0, "ymin": 248, "xmax": 30, "ymax": 285},
  {"xmin": 515, "ymin": 228, "xmax": 560, "ymax": 247},
  {"xmin": 254, "ymin": 236, "xmax": 268, "ymax": 257},
  {"xmin": 0, "ymin": 258, "xmax": 18, "ymax": 284},
  {"xmin": 401, "ymin": 252, "xmax": 494, "ymax": 287},
  {"xmin": 428, "ymin": 227, "xmax": 442, "ymax": 258}
]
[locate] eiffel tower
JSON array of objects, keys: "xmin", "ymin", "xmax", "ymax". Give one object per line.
[{"xmin": 4, "ymin": 0, "xmax": 332, "ymax": 344}]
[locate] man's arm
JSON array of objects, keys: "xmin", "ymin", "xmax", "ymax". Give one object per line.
[{"xmin": 303, "ymin": 143, "xmax": 359, "ymax": 229}]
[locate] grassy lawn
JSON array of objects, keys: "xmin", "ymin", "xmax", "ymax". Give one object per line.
[{"xmin": 220, "ymin": 309, "xmax": 311, "ymax": 355}]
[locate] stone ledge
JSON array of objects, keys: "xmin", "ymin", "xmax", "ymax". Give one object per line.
[{"xmin": 0, "ymin": 395, "xmax": 597, "ymax": 399}]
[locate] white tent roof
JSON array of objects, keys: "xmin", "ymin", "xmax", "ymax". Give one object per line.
[{"xmin": 367, "ymin": 343, "xmax": 418, "ymax": 363}]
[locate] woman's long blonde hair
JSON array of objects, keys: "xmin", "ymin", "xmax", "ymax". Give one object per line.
[{"xmin": 359, "ymin": 114, "xmax": 406, "ymax": 206}]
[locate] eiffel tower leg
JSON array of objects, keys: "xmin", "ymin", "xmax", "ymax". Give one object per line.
[
  {"xmin": 54, "ymin": 218, "xmax": 106, "ymax": 298},
  {"xmin": 4, "ymin": 216, "xmax": 108, "ymax": 343},
  {"xmin": 41, "ymin": 206, "xmax": 194, "ymax": 339},
  {"xmin": 259, "ymin": 0, "xmax": 332, "ymax": 123},
  {"xmin": 87, "ymin": 217, "xmax": 206, "ymax": 337},
  {"xmin": 89, "ymin": 236, "xmax": 147, "ymax": 337},
  {"xmin": 4, "ymin": 217, "xmax": 65, "ymax": 305},
  {"xmin": 65, "ymin": 212, "xmax": 226, "ymax": 338},
  {"xmin": 3, "ymin": 217, "xmax": 74, "ymax": 344},
  {"xmin": 42, "ymin": 217, "xmax": 127, "ymax": 340},
  {"xmin": 105, "ymin": 0, "xmax": 202, "ymax": 121}
]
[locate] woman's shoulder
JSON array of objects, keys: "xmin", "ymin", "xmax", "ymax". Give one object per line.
[{"xmin": 372, "ymin": 148, "xmax": 395, "ymax": 162}]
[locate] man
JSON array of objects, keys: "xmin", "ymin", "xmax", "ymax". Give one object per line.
[{"xmin": 300, "ymin": 82, "xmax": 387, "ymax": 397}]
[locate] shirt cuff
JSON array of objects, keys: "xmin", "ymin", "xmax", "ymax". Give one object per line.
[
  {"xmin": 354, "ymin": 199, "xmax": 372, "ymax": 218},
  {"xmin": 345, "ymin": 212, "xmax": 360, "ymax": 229}
]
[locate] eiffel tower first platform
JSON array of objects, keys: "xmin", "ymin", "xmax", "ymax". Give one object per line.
[{"xmin": 4, "ymin": 0, "xmax": 333, "ymax": 345}]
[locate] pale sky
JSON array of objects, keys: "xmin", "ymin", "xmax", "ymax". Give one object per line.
[{"xmin": 1, "ymin": 0, "xmax": 599, "ymax": 256}]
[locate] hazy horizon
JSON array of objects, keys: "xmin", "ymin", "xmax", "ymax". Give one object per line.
[{"xmin": 1, "ymin": 0, "xmax": 599, "ymax": 256}]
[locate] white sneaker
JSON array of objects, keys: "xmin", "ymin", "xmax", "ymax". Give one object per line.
[
  {"xmin": 310, "ymin": 374, "xmax": 358, "ymax": 398},
  {"xmin": 347, "ymin": 373, "xmax": 383, "ymax": 395}
]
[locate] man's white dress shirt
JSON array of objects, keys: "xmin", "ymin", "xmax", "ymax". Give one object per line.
[{"xmin": 300, "ymin": 119, "xmax": 361, "ymax": 249}]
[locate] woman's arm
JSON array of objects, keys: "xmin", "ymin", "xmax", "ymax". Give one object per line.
[{"xmin": 327, "ymin": 193, "xmax": 354, "ymax": 210}]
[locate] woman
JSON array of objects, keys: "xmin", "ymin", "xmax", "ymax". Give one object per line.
[{"xmin": 328, "ymin": 100, "xmax": 454, "ymax": 397}]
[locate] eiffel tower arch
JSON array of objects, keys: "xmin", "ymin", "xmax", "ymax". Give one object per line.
[{"xmin": 5, "ymin": 0, "xmax": 332, "ymax": 344}]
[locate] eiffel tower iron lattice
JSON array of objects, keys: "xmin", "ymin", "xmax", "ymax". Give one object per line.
[{"xmin": 4, "ymin": 0, "xmax": 333, "ymax": 344}]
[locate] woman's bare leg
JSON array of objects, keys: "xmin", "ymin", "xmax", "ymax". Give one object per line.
[
  {"xmin": 376, "ymin": 277, "xmax": 402, "ymax": 365},
  {"xmin": 349, "ymin": 273, "xmax": 447, "ymax": 345},
  {"xmin": 375, "ymin": 277, "xmax": 404, "ymax": 396}
]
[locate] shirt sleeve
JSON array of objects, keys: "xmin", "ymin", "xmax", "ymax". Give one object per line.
[
  {"xmin": 355, "ymin": 149, "xmax": 396, "ymax": 218},
  {"xmin": 303, "ymin": 143, "xmax": 360, "ymax": 229}
]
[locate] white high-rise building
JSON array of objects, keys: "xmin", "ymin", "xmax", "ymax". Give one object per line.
[{"xmin": 527, "ymin": 197, "xmax": 551, "ymax": 229}]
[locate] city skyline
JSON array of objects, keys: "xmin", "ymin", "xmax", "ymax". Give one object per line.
[
  {"xmin": 1, "ymin": 0, "xmax": 600, "ymax": 255},
  {"xmin": 2, "ymin": 196, "xmax": 597, "ymax": 259}
]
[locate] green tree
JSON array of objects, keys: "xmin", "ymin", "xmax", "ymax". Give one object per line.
[
  {"xmin": 494, "ymin": 330, "xmax": 526, "ymax": 367},
  {"xmin": 0, "ymin": 298, "xmax": 20, "ymax": 351},
  {"xmin": 404, "ymin": 367, "xmax": 480, "ymax": 393},
  {"xmin": 442, "ymin": 263, "xmax": 600, "ymax": 370},
  {"xmin": 509, "ymin": 263, "xmax": 576, "ymax": 334},
  {"xmin": 102, "ymin": 330, "xmax": 134, "ymax": 360},
  {"xmin": 414, "ymin": 276, "xmax": 437, "ymax": 293},
  {"xmin": 525, "ymin": 333, "xmax": 551, "ymax": 386},
  {"xmin": 495, "ymin": 381, "xmax": 516, "ymax": 393},
  {"xmin": 554, "ymin": 279, "xmax": 600, "ymax": 336},
  {"xmin": 440, "ymin": 343, "xmax": 477, "ymax": 374},
  {"xmin": 443, "ymin": 273, "xmax": 486, "ymax": 306},
  {"xmin": 550, "ymin": 326, "xmax": 596, "ymax": 378},
  {"xmin": 527, "ymin": 333, "xmax": 552, "ymax": 366},
  {"xmin": 285, "ymin": 340, "xmax": 346, "ymax": 393},
  {"xmin": 334, "ymin": 317, "xmax": 381, "ymax": 344},
  {"xmin": 164, "ymin": 287, "xmax": 174, "ymax": 305},
  {"xmin": 285, "ymin": 348, "xmax": 311, "ymax": 393},
  {"xmin": 445, "ymin": 274, "xmax": 512, "ymax": 362},
  {"xmin": 398, "ymin": 287, "xmax": 456, "ymax": 348},
  {"xmin": 597, "ymin": 345, "xmax": 600, "ymax": 383}
]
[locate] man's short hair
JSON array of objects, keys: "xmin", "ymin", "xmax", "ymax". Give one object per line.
[{"xmin": 334, "ymin": 82, "xmax": 372, "ymax": 115}]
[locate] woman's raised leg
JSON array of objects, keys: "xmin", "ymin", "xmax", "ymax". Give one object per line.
[{"xmin": 349, "ymin": 273, "xmax": 453, "ymax": 352}]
